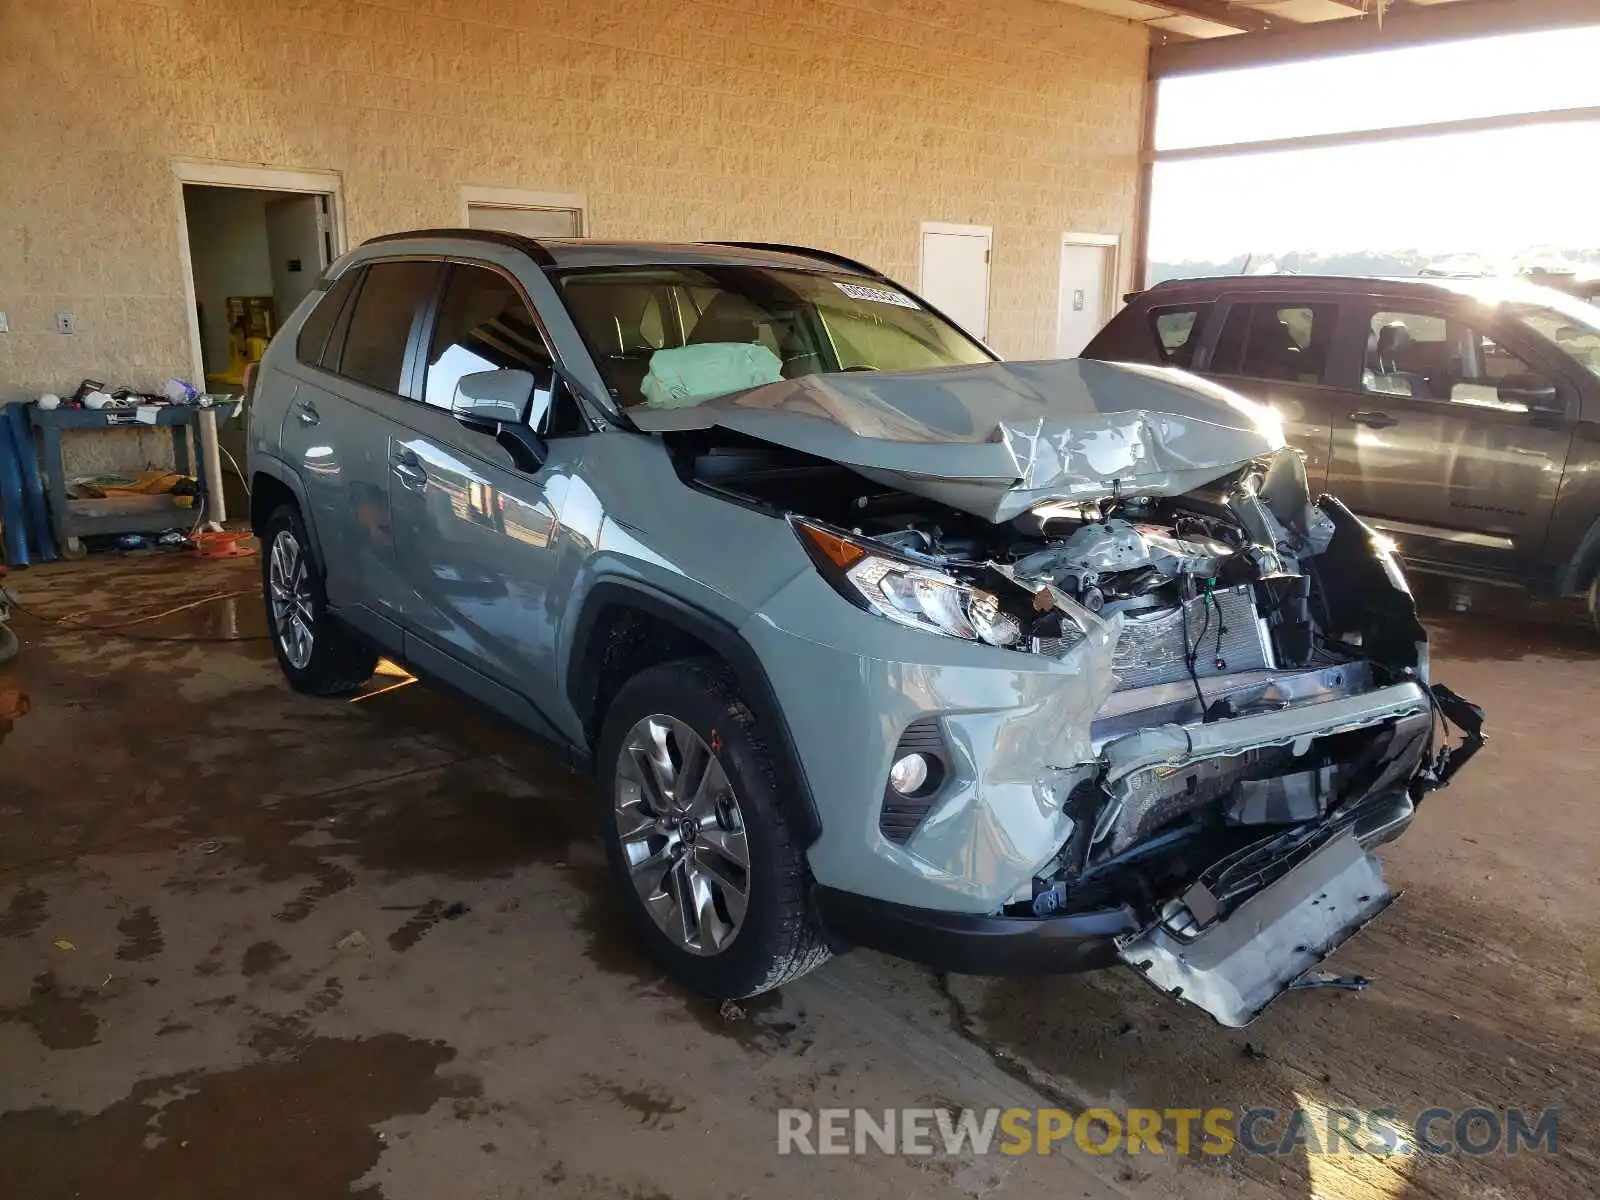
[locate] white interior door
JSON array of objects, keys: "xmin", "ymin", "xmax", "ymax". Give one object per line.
[
  {"xmin": 919, "ymin": 223, "xmax": 991, "ymax": 341},
  {"xmin": 1056, "ymin": 238, "xmax": 1116, "ymax": 358},
  {"xmin": 265, "ymin": 194, "xmax": 326, "ymax": 322},
  {"xmin": 467, "ymin": 204, "xmax": 583, "ymax": 237}
]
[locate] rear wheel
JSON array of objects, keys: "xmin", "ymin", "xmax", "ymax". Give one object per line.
[
  {"xmin": 597, "ymin": 659, "xmax": 830, "ymax": 998},
  {"xmin": 261, "ymin": 504, "xmax": 376, "ymax": 696}
]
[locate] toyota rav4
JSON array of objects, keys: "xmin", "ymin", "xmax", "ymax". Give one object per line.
[{"xmin": 246, "ymin": 232, "xmax": 1482, "ymax": 1026}]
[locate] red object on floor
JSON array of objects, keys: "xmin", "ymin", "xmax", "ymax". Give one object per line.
[{"xmin": 191, "ymin": 531, "xmax": 257, "ymax": 559}]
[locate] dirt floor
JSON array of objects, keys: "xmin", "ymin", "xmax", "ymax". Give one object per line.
[{"xmin": 0, "ymin": 552, "xmax": 1595, "ymax": 1199}]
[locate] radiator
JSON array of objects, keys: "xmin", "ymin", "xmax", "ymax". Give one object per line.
[{"xmin": 1112, "ymin": 585, "xmax": 1274, "ymax": 691}]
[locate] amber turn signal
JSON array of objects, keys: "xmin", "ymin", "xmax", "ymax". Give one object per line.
[{"xmin": 796, "ymin": 521, "xmax": 866, "ymax": 569}]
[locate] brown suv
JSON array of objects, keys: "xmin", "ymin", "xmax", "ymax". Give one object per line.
[{"xmin": 1085, "ymin": 275, "xmax": 1600, "ymax": 615}]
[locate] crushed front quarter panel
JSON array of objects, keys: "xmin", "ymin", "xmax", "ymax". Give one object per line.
[{"xmin": 743, "ymin": 567, "xmax": 1122, "ymax": 913}]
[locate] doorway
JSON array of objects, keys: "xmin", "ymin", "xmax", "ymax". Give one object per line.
[
  {"xmin": 181, "ymin": 184, "xmax": 330, "ymax": 393},
  {"xmin": 1056, "ymin": 234, "xmax": 1120, "ymax": 358},
  {"xmin": 174, "ymin": 163, "xmax": 344, "ymax": 515},
  {"xmin": 919, "ymin": 222, "xmax": 992, "ymax": 341}
]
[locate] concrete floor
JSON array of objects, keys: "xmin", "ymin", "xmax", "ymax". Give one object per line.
[{"xmin": 1, "ymin": 554, "xmax": 1596, "ymax": 1200}]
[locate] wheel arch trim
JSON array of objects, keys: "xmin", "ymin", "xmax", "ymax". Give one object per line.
[
  {"xmin": 567, "ymin": 579, "xmax": 822, "ymax": 848},
  {"xmin": 250, "ymin": 456, "xmax": 324, "ymax": 575},
  {"xmin": 1557, "ymin": 511, "xmax": 1600, "ymax": 596}
]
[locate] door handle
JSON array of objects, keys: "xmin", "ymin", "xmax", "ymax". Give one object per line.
[
  {"xmin": 295, "ymin": 398, "xmax": 320, "ymax": 426},
  {"xmin": 390, "ymin": 450, "xmax": 427, "ymax": 490},
  {"xmin": 1348, "ymin": 410, "xmax": 1399, "ymax": 430}
]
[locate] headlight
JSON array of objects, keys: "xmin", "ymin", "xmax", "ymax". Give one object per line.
[{"xmin": 793, "ymin": 519, "xmax": 1022, "ymax": 647}]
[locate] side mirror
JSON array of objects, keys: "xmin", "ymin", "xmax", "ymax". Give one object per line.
[
  {"xmin": 452, "ymin": 369, "xmax": 534, "ymax": 427},
  {"xmin": 451, "ymin": 369, "xmax": 548, "ymax": 473}
]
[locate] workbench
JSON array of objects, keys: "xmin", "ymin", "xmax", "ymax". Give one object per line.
[{"xmin": 27, "ymin": 402, "xmax": 240, "ymax": 552}]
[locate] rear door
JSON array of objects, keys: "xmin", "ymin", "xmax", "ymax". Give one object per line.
[
  {"xmin": 385, "ymin": 257, "xmax": 579, "ymax": 737},
  {"xmin": 276, "ymin": 259, "xmax": 440, "ymax": 626},
  {"xmin": 1324, "ymin": 299, "xmax": 1577, "ymax": 577},
  {"xmin": 1195, "ymin": 293, "xmax": 1348, "ymax": 493}
]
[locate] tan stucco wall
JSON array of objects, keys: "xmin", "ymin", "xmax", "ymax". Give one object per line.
[{"xmin": 0, "ymin": 0, "xmax": 1146, "ymax": 402}]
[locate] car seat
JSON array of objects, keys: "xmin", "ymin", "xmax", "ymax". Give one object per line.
[{"xmin": 1373, "ymin": 322, "xmax": 1432, "ymax": 398}]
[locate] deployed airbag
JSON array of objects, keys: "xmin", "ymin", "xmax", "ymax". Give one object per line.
[{"xmin": 641, "ymin": 343, "xmax": 784, "ymax": 409}]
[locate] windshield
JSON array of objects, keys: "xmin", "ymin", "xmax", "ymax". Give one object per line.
[
  {"xmin": 552, "ymin": 264, "xmax": 994, "ymax": 409},
  {"xmin": 1508, "ymin": 297, "xmax": 1600, "ymax": 380}
]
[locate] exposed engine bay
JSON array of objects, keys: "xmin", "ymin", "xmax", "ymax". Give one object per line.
[
  {"xmin": 675, "ymin": 429, "xmax": 1483, "ymax": 946},
  {"xmin": 681, "ymin": 430, "xmax": 1384, "ymax": 702}
]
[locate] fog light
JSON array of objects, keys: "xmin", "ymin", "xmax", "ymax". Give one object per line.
[{"xmin": 888, "ymin": 753, "xmax": 931, "ymax": 795}]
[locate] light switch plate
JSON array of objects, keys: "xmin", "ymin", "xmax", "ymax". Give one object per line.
[
  {"xmin": 56, "ymin": 311, "xmax": 75, "ymax": 334},
  {"xmin": 0, "ymin": 311, "xmax": 9, "ymax": 333}
]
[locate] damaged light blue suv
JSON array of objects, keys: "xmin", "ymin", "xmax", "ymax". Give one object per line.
[{"xmin": 247, "ymin": 232, "xmax": 1483, "ymax": 1025}]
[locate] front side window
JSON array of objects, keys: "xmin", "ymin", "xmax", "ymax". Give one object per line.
[
  {"xmin": 553, "ymin": 265, "xmax": 993, "ymax": 409},
  {"xmin": 423, "ymin": 265, "xmax": 553, "ymax": 410},
  {"xmin": 337, "ymin": 260, "xmax": 439, "ymax": 393},
  {"xmin": 1211, "ymin": 302, "xmax": 1337, "ymax": 384},
  {"xmin": 1507, "ymin": 300, "xmax": 1600, "ymax": 381},
  {"xmin": 1364, "ymin": 310, "xmax": 1548, "ymax": 410}
]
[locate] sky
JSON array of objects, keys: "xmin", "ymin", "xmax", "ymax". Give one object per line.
[{"xmin": 1148, "ymin": 25, "xmax": 1600, "ymax": 263}]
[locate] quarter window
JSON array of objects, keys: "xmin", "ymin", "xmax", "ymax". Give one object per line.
[
  {"xmin": 1150, "ymin": 305, "xmax": 1210, "ymax": 369},
  {"xmin": 336, "ymin": 260, "xmax": 438, "ymax": 393},
  {"xmin": 1212, "ymin": 302, "xmax": 1337, "ymax": 384},
  {"xmin": 423, "ymin": 265, "xmax": 553, "ymax": 410},
  {"xmin": 295, "ymin": 269, "xmax": 361, "ymax": 368}
]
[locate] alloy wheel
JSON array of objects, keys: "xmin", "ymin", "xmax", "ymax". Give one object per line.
[
  {"xmin": 268, "ymin": 529, "xmax": 315, "ymax": 670},
  {"xmin": 613, "ymin": 715, "xmax": 750, "ymax": 956}
]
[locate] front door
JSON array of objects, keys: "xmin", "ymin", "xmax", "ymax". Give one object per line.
[
  {"xmin": 1056, "ymin": 238, "xmax": 1115, "ymax": 358},
  {"xmin": 386, "ymin": 261, "xmax": 574, "ymax": 724},
  {"xmin": 1325, "ymin": 303, "xmax": 1575, "ymax": 577}
]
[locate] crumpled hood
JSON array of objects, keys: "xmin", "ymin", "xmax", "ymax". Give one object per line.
[{"xmin": 630, "ymin": 358, "xmax": 1284, "ymax": 521}]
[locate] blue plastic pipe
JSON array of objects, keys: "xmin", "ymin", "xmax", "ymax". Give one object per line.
[
  {"xmin": 6, "ymin": 403, "xmax": 58, "ymax": 560},
  {"xmin": 0, "ymin": 409, "xmax": 30, "ymax": 567}
]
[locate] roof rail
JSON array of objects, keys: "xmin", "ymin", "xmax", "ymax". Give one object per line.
[
  {"xmin": 703, "ymin": 242, "xmax": 884, "ymax": 279},
  {"xmin": 361, "ymin": 227, "xmax": 557, "ymax": 267}
]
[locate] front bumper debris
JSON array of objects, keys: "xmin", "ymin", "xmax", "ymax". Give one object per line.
[
  {"xmin": 1116, "ymin": 831, "xmax": 1395, "ymax": 1028},
  {"xmin": 1418, "ymin": 683, "xmax": 1486, "ymax": 792}
]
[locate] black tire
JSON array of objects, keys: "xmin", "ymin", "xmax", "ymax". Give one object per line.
[
  {"xmin": 596, "ymin": 658, "xmax": 831, "ymax": 998},
  {"xmin": 261, "ymin": 503, "xmax": 377, "ymax": 696}
]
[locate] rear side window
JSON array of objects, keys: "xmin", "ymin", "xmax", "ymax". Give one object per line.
[
  {"xmin": 423, "ymin": 264, "xmax": 554, "ymax": 410},
  {"xmin": 295, "ymin": 270, "xmax": 361, "ymax": 367},
  {"xmin": 336, "ymin": 260, "xmax": 439, "ymax": 393},
  {"xmin": 1211, "ymin": 302, "xmax": 1338, "ymax": 384}
]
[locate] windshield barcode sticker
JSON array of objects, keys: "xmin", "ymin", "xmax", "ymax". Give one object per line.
[{"xmin": 835, "ymin": 281, "xmax": 919, "ymax": 310}]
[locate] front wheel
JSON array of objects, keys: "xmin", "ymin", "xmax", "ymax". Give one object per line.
[
  {"xmin": 597, "ymin": 659, "xmax": 830, "ymax": 998},
  {"xmin": 261, "ymin": 505, "xmax": 377, "ymax": 696}
]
